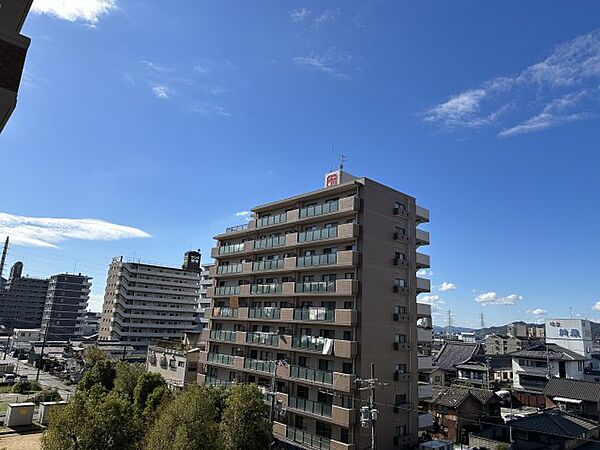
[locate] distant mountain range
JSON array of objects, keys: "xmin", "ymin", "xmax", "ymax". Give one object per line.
[{"xmin": 434, "ymin": 320, "xmax": 600, "ymax": 339}]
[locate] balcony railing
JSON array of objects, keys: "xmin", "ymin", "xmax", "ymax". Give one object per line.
[
  {"xmin": 286, "ymin": 426, "xmax": 331, "ymax": 450},
  {"xmin": 251, "ymin": 283, "xmax": 282, "ymax": 294},
  {"xmin": 299, "ymin": 201, "xmax": 339, "ymax": 219},
  {"xmin": 210, "ymin": 329, "xmax": 236, "ymax": 342},
  {"xmin": 288, "ymin": 395, "xmax": 332, "ymax": 417},
  {"xmin": 252, "ymin": 259, "xmax": 284, "ymax": 271},
  {"xmin": 296, "ymin": 281, "xmax": 336, "ymax": 293},
  {"xmin": 290, "ymin": 365, "xmax": 333, "ymax": 385},
  {"xmin": 217, "ymin": 263, "xmax": 243, "ymax": 275},
  {"xmin": 218, "ymin": 243, "xmax": 245, "ymax": 255},
  {"xmin": 225, "ymin": 223, "xmax": 249, "ymax": 233},
  {"xmin": 297, "ymin": 253, "xmax": 337, "ymax": 267},
  {"xmin": 215, "ymin": 286, "xmax": 241, "ymax": 296},
  {"xmin": 248, "ymin": 307, "xmax": 281, "ymax": 320},
  {"xmin": 256, "ymin": 213, "xmax": 287, "ymax": 228},
  {"xmin": 298, "ymin": 227, "xmax": 338, "ymax": 243},
  {"xmin": 244, "ymin": 358, "xmax": 275, "ymax": 374},
  {"xmin": 255, "ymin": 235, "xmax": 285, "ymax": 249},
  {"xmin": 205, "ymin": 376, "xmax": 234, "ymax": 386},
  {"xmin": 293, "ymin": 308, "xmax": 334, "ymax": 322},
  {"xmin": 207, "ymin": 352, "xmax": 234, "ymax": 366},
  {"xmin": 246, "ymin": 332, "xmax": 279, "ymax": 347},
  {"xmin": 214, "ymin": 307, "xmax": 238, "ymax": 318},
  {"xmin": 292, "ymin": 336, "xmax": 326, "ymax": 352}
]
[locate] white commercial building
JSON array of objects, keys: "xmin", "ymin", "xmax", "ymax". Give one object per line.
[{"xmin": 545, "ymin": 318, "xmax": 593, "ymax": 359}]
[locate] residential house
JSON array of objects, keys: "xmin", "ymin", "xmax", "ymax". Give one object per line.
[
  {"xmin": 430, "ymin": 342, "xmax": 481, "ymax": 386},
  {"xmin": 483, "ymin": 333, "xmax": 540, "ymax": 355},
  {"xmin": 455, "ymin": 355, "xmax": 513, "ymax": 389},
  {"xmin": 544, "ymin": 378, "xmax": 600, "ymax": 421}
]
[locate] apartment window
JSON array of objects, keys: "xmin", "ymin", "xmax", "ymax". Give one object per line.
[
  {"xmin": 342, "ymin": 362, "xmax": 353, "ymax": 374},
  {"xmin": 340, "ymin": 428, "xmax": 349, "ymax": 444},
  {"xmin": 394, "ymin": 226, "xmax": 406, "ymax": 239},
  {"xmin": 395, "ymin": 251, "xmax": 405, "ymax": 261},
  {"xmin": 345, "ymin": 273, "xmax": 354, "ymax": 279},
  {"xmin": 394, "ymin": 202, "xmax": 406, "ymax": 213},
  {"xmin": 395, "ymin": 394, "xmax": 407, "ymax": 405},
  {"xmin": 578, "ymin": 361, "xmax": 584, "ymax": 371},
  {"xmin": 395, "ymin": 425, "xmax": 407, "ymax": 437},
  {"xmin": 316, "ymin": 422, "xmax": 332, "ymax": 439},
  {"xmin": 343, "ymin": 330, "xmax": 353, "ymax": 340},
  {"xmin": 395, "ymin": 334, "xmax": 407, "ymax": 343},
  {"xmin": 395, "ymin": 363, "xmax": 407, "ymax": 373},
  {"xmin": 394, "ymin": 306, "xmax": 407, "ymax": 315},
  {"xmin": 395, "ymin": 278, "xmax": 406, "ymax": 288}
]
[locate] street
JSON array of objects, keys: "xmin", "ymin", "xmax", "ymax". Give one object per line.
[{"xmin": 2, "ymin": 356, "xmax": 74, "ymax": 400}]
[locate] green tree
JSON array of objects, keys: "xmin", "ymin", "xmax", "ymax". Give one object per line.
[
  {"xmin": 78, "ymin": 359, "xmax": 116, "ymax": 392},
  {"xmin": 82, "ymin": 346, "xmax": 109, "ymax": 367},
  {"xmin": 41, "ymin": 386, "xmax": 138, "ymax": 450},
  {"xmin": 133, "ymin": 372, "xmax": 167, "ymax": 418},
  {"xmin": 220, "ymin": 384, "xmax": 271, "ymax": 450},
  {"xmin": 113, "ymin": 361, "xmax": 144, "ymax": 402},
  {"xmin": 144, "ymin": 384, "xmax": 219, "ymax": 450}
]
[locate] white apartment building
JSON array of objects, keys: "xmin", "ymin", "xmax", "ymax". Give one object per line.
[
  {"xmin": 198, "ymin": 263, "xmax": 214, "ymax": 329},
  {"xmin": 98, "ymin": 252, "xmax": 201, "ymax": 353}
]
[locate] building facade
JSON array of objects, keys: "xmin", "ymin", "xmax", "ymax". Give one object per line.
[
  {"xmin": 0, "ymin": 262, "xmax": 49, "ymax": 329},
  {"xmin": 198, "ymin": 171, "xmax": 430, "ymax": 449},
  {"xmin": 198, "ymin": 263, "xmax": 214, "ymax": 329},
  {"xmin": 146, "ymin": 344, "xmax": 200, "ymax": 389},
  {"xmin": 41, "ymin": 274, "xmax": 91, "ymax": 341},
  {"xmin": 76, "ymin": 311, "xmax": 101, "ymax": 338},
  {"xmin": 545, "ymin": 318, "xmax": 593, "ymax": 360},
  {"xmin": 98, "ymin": 253, "xmax": 201, "ymax": 354},
  {"xmin": 0, "ymin": 0, "xmax": 32, "ymax": 132}
]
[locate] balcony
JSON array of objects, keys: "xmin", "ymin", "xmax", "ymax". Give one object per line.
[
  {"xmin": 416, "ymin": 277, "xmax": 431, "ymax": 293},
  {"xmin": 293, "ymin": 307, "xmax": 334, "ymax": 322},
  {"xmin": 296, "ymin": 281, "xmax": 335, "ymax": 293},
  {"xmin": 256, "ymin": 212, "xmax": 287, "ymax": 228},
  {"xmin": 286, "ymin": 426, "xmax": 331, "ymax": 450},
  {"xmin": 248, "ymin": 306, "xmax": 281, "ymax": 320},
  {"xmin": 217, "ymin": 243, "xmax": 245, "ymax": 255},
  {"xmin": 416, "ymin": 205, "xmax": 430, "ymax": 224},
  {"xmin": 290, "ymin": 365, "xmax": 333, "ymax": 385},
  {"xmin": 244, "ymin": 358, "xmax": 275, "ymax": 374},
  {"xmin": 417, "ymin": 302, "xmax": 431, "ymax": 318},
  {"xmin": 419, "ymin": 412, "xmax": 434, "ymax": 430},
  {"xmin": 416, "ymin": 252, "xmax": 430, "ymax": 269},
  {"xmin": 297, "ymin": 253, "xmax": 337, "ymax": 268},
  {"xmin": 252, "ymin": 259, "xmax": 284, "ymax": 272},
  {"xmin": 250, "ymin": 283, "xmax": 282, "ymax": 295},
  {"xmin": 292, "ymin": 335, "xmax": 326, "ymax": 353},
  {"xmin": 255, "ymin": 235, "xmax": 286, "ymax": 249},
  {"xmin": 211, "ymin": 307, "xmax": 238, "ymax": 318},
  {"xmin": 288, "ymin": 395, "xmax": 332, "ymax": 418},
  {"xmin": 299, "ymin": 227, "xmax": 338, "ymax": 243},
  {"xmin": 207, "ymin": 352, "xmax": 234, "ymax": 366},
  {"xmin": 246, "ymin": 332, "xmax": 279, "ymax": 347},
  {"xmin": 209, "ymin": 329, "xmax": 236, "ymax": 342},
  {"xmin": 416, "ymin": 229, "xmax": 430, "ymax": 247},
  {"xmin": 418, "ymin": 355, "xmax": 433, "ymax": 371},
  {"xmin": 300, "ymin": 200, "xmax": 339, "ymax": 219},
  {"xmin": 216, "ymin": 263, "xmax": 243, "ymax": 275},
  {"xmin": 418, "ymin": 327, "xmax": 432, "ymax": 343},
  {"xmin": 334, "ymin": 340, "xmax": 357, "ymax": 358},
  {"xmin": 418, "ymin": 382, "xmax": 433, "ymax": 400},
  {"xmin": 213, "ymin": 286, "xmax": 240, "ymax": 297}
]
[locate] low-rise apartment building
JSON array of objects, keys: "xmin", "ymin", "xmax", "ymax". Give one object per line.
[
  {"xmin": 146, "ymin": 344, "xmax": 200, "ymax": 389},
  {"xmin": 198, "ymin": 170, "xmax": 431, "ymax": 449}
]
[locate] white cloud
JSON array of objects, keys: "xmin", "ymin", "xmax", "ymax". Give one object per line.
[
  {"xmin": 527, "ymin": 308, "xmax": 547, "ymax": 316},
  {"xmin": 417, "ymin": 268, "xmax": 434, "ymax": 278},
  {"xmin": 315, "ymin": 8, "xmax": 341, "ymax": 25},
  {"xmin": 293, "ymin": 48, "xmax": 355, "ymax": 80},
  {"xmin": 0, "ymin": 213, "xmax": 150, "ymax": 248},
  {"xmin": 438, "ymin": 282, "xmax": 457, "ymax": 291},
  {"xmin": 290, "ymin": 7, "xmax": 311, "ymax": 22},
  {"xmin": 235, "ymin": 211, "xmax": 251, "ymax": 218},
  {"xmin": 151, "ymin": 85, "xmax": 171, "ymax": 100},
  {"xmin": 419, "ymin": 294, "xmax": 444, "ymax": 304},
  {"xmin": 31, "ymin": 0, "xmax": 117, "ymax": 24},
  {"xmin": 592, "ymin": 302, "xmax": 600, "ymax": 311},
  {"xmin": 424, "ymin": 30, "xmax": 600, "ymax": 137},
  {"xmin": 190, "ymin": 103, "xmax": 232, "ymax": 118},
  {"xmin": 475, "ymin": 291, "xmax": 522, "ymax": 306}
]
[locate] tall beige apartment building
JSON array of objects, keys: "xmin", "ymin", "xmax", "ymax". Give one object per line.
[{"xmin": 198, "ymin": 170, "xmax": 431, "ymax": 449}]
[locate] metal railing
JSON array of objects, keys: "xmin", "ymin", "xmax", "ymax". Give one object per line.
[
  {"xmin": 218, "ymin": 243, "xmax": 245, "ymax": 255},
  {"xmin": 210, "ymin": 329, "xmax": 236, "ymax": 342},
  {"xmin": 292, "ymin": 336, "xmax": 326, "ymax": 352},
  {"xmin": 288, "ymin": 395, "xmax": 332, "ymax": 417},
  {"xmin": 207, "ymin": 352, "xmax": 234, "ymax": 366},
  {"xmin": 299, "ymin": 201, "xmax": 339, "ymax": 219},
  {"xmin": 293, "ymin": 308, "xmax": 334, "ymax": 321},
  {"xmin": 286, "ymin": 426, "xmax": 331, "ymax": 450},
  {"xmin": 256, "ymin": 213, "xmax": 287, "ymax": 228},
  {"xmin": 248, "ymin": 307, "xmax": 280, "ymax": 320},
  {"xmin": 214, "ymin": 307, "xmax": 238, "ymax": 318},
  {"xmin": 298, "ymin": 227, "xmax": 338, "ymax": 243},
  {"xmin": 246, "ymin": 332, "xmax": 279, "ymax": 347},
  {"xmin": 252, "ymin": 259, "xmax": 284, "ymax": 271},
  {"xmin": 215, "ymin": 286, "xmax": 241, "ymax": 296},
  {"xmin": 217, "ymin": 263, "xmax": 243, "ymax": 275},
  {"xmin": 205, "ymin": 376, "xmax": 234, "ymax": 386},
  {"xmin": 296, "ymin": 253, "xmax": 337, "ymax": 267},
  {"xmin": 289, "ymin": 365, "xmax": 333, "ymax": 384},
  {"xmin": 255, "ymin": 235, "xmax": 286, "ymax": 249},
  {"xmin": 225, "ymin": 223, "xmax": 249, "ymax": 233},
  {"xmin": 244, "ymin": 358, "xmax": 275, "ymax": 374},
  {"xmin": 250, "ymin": 283, "xmax": 282, "ymax": 294},
  {"xmin": 296, "ymin": 281, "xmax": 336, "ymax": 293}
]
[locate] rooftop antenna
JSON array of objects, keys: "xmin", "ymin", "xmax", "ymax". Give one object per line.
[
  {"xmin": 339, "ymin": 154, "xmax": 347, "ymax": 171},
  {"xmin": 0, "ymin": 236, "xmax": 8, "ymax": 281}
]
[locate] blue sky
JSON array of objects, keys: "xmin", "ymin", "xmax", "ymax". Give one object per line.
[{"xmin": 2, "ymin": 0, "xmax": 600, "ymax": 327}]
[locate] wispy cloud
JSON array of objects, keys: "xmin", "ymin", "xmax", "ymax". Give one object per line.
[
  {"xmin": 191, "ymin": 103, "xmax": 232, "ymax": 118},
  {"xmin": 151, "ymin": 85, "xmax": 172, "ymax": 100},
  {"xmin": 417, "ymin": 269, "xmax": 434, "ymax": 278},
  {"xmin": 0, "ymin": 213, "xmax": 150, "ymax": 248},
  {"xmin": 424, "ymin": 30, "xmax": 600, "ymax": 137},
  {"xmin": 293, "ymin": 48, "xmax": 356, "ymax": 80},
  {"xmin": 475, "ymin": 291, "xmax": 522, "ymax": 306},
  {"xmin": 290, "ymin": 8, "xmax": 312, "ymax": 22},
  {"xmin": 419, "ymin": 294, "xmax": 444, "ymax": 304},
  {"xmin": 592, "ymin": 302, "xmax": 600, "ymax": 311},
  {"xmin": 438, "ymin": 281, "xmax": 457, "ymax": 292},
  {"xmin": 315, "ymin": 8, "xmax": 341, "ymax": 25},
  {"xmin": 31, "ymin": 0, "xmax": 117, "ymax": 25},
  {"xmin": 527, "ymin": 308, "xmax": 547, "ymax": 316}
]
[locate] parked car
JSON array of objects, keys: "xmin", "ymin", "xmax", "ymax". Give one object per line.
[
  {"xmin": 19, "ymin": 375, "xmax": 28, "ymax": 383},
  {"xmin": 3, "ymin": 373, "xmax": 15, "ymax": 384}
]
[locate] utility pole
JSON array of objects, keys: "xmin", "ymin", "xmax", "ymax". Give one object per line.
[
  {"xmin": 447, "ymin": 310, "xmax": 453, "ymax": 336},
  {"xmin": 485, "ymin": 356, "xmax": 491, "ymax": 390},
  {"xmin": 369, "ymin": 363, "xmax": 376, "ymax": 450},
  {"xmin": 357, "ymin": 362, "xmax": 382, "ymax": 450},
  {"xmin": 268, "ymin": 359, "xmax": 286, "ymax": 425},
  {"xmin": 480, "ymin": 312, "xmax": 485, "ymax": 329},
  {"xmin": 36, "ymin": 322, "xmax": 49, "ymax": 382}
]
